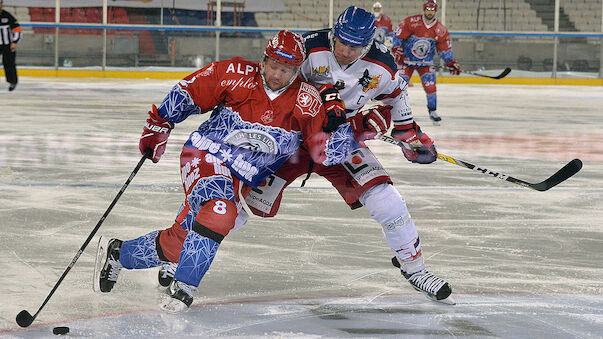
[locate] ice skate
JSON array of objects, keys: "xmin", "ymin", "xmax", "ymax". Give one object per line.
[
  {"xmin": 93, "ymin": 236, "xmax": 123, "ymax": 293},
  {"xmin": 428, "ymin": 109, "xmax": 441, "ymax": 124},
  {"xmin": 158, "ymin": 262, "xmax": 177, "ymax": 287},
  {"xmin": 160, "ymin": 280, "xmax": 196, "ymax": 314},
  {"xmin": 391, "ymin": 256, "xmax": 455, "ymax": 305}
]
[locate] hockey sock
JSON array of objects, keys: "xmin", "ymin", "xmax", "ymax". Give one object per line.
[
  {"xmin": 120, "ymin": 231, "xmax": 165, "ymax": 269},
  {"xmin": 173, "ymin": 229, "xmax": 220, "ymax": 287}
]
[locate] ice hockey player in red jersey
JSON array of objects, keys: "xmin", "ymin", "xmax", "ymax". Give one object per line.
[
  {"xmin": 93, "ymin": 30, "xmax": 356, "ymax": 313},
  {"xmin": 392, "ymin": 0, "xmax": 462, "ymax": 122},
  {"xmin": 372, "ymin": 2, "xmax": 393, "ymax": 45},
  {"xmin": 244, "ymin": 6, "xmax": 454, "ymax": 305}
]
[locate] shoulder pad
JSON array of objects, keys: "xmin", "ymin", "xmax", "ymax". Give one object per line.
[
  {"xmin": 362, "ymin": 43, "xmax": 398, "ymax": 75},
  {"xmin": 303, "ymin": 29, "xmax": 331, "ymax": 54}
]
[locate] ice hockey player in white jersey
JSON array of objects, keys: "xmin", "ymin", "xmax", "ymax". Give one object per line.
[{"xmin": 243, "ymin": 6, "xmax": 455, "ymax": 304}]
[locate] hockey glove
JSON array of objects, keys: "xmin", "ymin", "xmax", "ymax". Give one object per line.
[
  {"xmin": 318, "ymin": 83, "xmax": 346, "ymax": 132},
  {"xmin": 391, "ymin": 122, "xmax": 437, "ymax": 164},
  {"xmin": 139, "ymin": 104, "xmax": 174, "ymax": 163},
  {"xmin": 446, "ymin": 60, "xmax": 462, "ymax": 75},
  {"xmin": 392, "ymin": 45, "xmax": 405, "ymax": 66},
  {"xmin": 348, "ymin": 105, "xmax": 392, "ymax": 141}
]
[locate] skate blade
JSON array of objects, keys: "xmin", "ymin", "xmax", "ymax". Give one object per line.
[
  {"xmin": 431, "ymin": 121, "xmax": 441, "ymax": 126},
  {"xmin": 160, "ymin": 296, "xmax": 190, "ymax": 314},
  {"xmin": 92, "ymin": 236, "xmax": 110, "ymax": 293},
  {"xmin": 428, "ymin": 294, "xmax": 456, "ymax": 305}
]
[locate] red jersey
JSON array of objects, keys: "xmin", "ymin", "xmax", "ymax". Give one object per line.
[
  {"xmin": 393, "ymin": 14, "xmax": 455, "ymax": 66},
  {"xmin": 159, "ymin": 57, "xmax": 355, "ymax": 186},
  {"xmin": 375, "ymin": 13, "xmax": 393, "ymax": 33}
]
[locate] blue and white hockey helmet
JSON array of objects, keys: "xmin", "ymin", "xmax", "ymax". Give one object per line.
[{"xmin": 333, "ymin": 6, "xmax": 376, "ymax": 47}]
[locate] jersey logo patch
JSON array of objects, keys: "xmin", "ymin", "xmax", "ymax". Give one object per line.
[
  {"xmin": 312, "ymin": 65, "xmax": 330, "ymax": 76},
  {"xmin": 261, "ymin": 110, "xmax": 274, "ymax": 124},
  {"xmin": 296, "ymin": 82, "xmax": 321, "ymax": 117},
  {"xmin": 412, "ymin": 39, "xmax": 431, "ymax": 58},
  {"xmin": 358, "ymin": 69, "xmax": 382, "ymax": 93},
  {"xmin": 223, "ymin": 129, "xmax": 278, "ymax": 154}
]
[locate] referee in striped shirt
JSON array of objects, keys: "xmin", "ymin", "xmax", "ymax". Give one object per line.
[{"xmin": 0, "ymin": 0, "xmax": 21, "ymax": 91}]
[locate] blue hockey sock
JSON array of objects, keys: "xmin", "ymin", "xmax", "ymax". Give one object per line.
[
  {"xmin": 173, "ymin": 231, "xmax": 220, "ymax": 287},
  {"xmin": 119, "ymin": 231, "xmax": 164, "ymax": 269},
  {"xmin": 426, "ymin": 93, "xmax": 437, "ymax": 111}
]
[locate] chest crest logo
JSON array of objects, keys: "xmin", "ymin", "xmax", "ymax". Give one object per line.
[
  {"xmin": 358, "ymin": 69, "xmax": 381, "ymax": 93},
  {"xmin": 261, "ymin": 110, "xmax": 274, "ymax": 124}
]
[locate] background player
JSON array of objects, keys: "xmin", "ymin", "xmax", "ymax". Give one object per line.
[
  {"xmin": 392, "ymin": 0, "xmax": 462, "ymax": 123},
  {"xmin": 93, "ymin": 30, "xmax": 356, "ymax": 314},
  {"xmin": 244, "ymin": 6, "xmax": 454, "ymax": 304},
  {"xmin": 372, "ymin": 2, "xmax": 393, "ymax": 46}
]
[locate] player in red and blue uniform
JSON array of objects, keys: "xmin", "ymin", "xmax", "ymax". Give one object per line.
[
  {"xmin": 392, "ymin": 0, "xmax": 462, "ymax": 122},
  {"xmin": 92, "ymin": 30, "xmax": 357, "ymax": 313},
  {"xmin": 372, "ymin": 2, "xmax": 393, "ymax": 45}
]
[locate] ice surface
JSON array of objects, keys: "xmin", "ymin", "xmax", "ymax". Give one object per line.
[{"xmin": 0, "ymin": 77, "xmax": 601, "ymax": 338}]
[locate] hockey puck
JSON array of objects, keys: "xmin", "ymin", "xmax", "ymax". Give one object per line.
[{"xmin": 52, "ymin": 326, "xmax": 69, "ymax": 335}]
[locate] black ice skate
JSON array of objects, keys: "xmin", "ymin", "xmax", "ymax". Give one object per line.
[
  {"xmin": 391, "ymin": 256, "xmax": 454, "ymax": 305},
  {"xmin": 160, "ymin": 280, "xmax": 195, "ymax": 314},
  {"xmin": 93, "ymin": 236, "xmax": 123, "ymax": 293},
  {"xmin": 158, "ymin": 262, "xmax": 177, "ymax": 287},
  {"xmin": 428, "ymin": 109, "xmax": 441, "ymax": 124}
]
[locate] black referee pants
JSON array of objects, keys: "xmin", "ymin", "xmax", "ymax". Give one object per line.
[{"xmin": 0, "ymin": 45, "xmax": 17, "ymax": 85}]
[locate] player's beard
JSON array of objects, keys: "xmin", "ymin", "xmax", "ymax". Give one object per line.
[{"xmin": 424, "ymin": 12, "xmax": 435, "ymax": 21}]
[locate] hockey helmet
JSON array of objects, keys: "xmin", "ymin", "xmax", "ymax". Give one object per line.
[
  {"xmin": 264, "ymin": 30, "xmax": 306, "ymax": 67},
  {"xmin": 423, "ymin": 0, "xmax": 438, "ymax": 10},
  {"xmin": 333, "ymin": 6, "xmax": 376, "ymax": 47}
]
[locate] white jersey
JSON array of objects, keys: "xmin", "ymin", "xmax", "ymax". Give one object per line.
[{"xmin": 301, "ymin": 29, "xmax": 414, "ymax": 127}]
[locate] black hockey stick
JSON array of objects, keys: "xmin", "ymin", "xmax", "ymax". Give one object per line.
[
  {"xmin": 466, "ymin": 67, "xmax": 511, "ymax": 80},
  {"xmin": 16, "ymin": 151, "xmax": 151, "ymax": 328},
  {"xmin": 377, "ymin": 135, "xmax": 582, "ymax": 191},
  {"xmin": 418, "ymin": 61, "xmax": 511, "ymax": 80}
]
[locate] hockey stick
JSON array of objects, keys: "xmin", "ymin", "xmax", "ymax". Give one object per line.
[
  {"xmin": 465, "ymin": 67, "xmax": 511, "ymax": 80},
  {"xmin": 410, "ymin": 61, "xmax": 511, "ymax": 80},
  {"xmin": 16, "ymin": 151, "xmax": 151, "ymax": 328},
  {"xmin": 377, "ymin": 135, "xmax": 582, "ymax": 191}
]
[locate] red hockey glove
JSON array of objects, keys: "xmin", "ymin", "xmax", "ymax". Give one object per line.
[
  {"xmin": 318, "ymin": 83, "xmax": 346, "ymax": 132},
  {"xmin": 392, "ymin": 45, "xmax": 405, "ymax": 66},
  {"xmin": 446, "ymin": 60, "xmax": 462, "ymax": 75},
  {"xmin": 139, "ymin": 104, "xmax": 174, "ymax": 163},
  {"xmin": 391, "ymin": 122, "xmax": 437, "ymax": 164},
  {"xmin": 348, "ymin": 105, "xmax": 392, "ymax": 141}
]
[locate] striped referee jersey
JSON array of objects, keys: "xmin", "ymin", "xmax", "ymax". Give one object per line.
[{"xmin": 0, "ymin": 9, "xmax": 21, "ymax": 45}]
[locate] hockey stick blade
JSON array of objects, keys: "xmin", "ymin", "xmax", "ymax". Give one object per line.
[
  {"xmin": 468, "ymin": 67, "xmax": 511, "ymax": 80},
  {"xmin": 528, "ymin": 158, "xmax": 582, "ymax": 191}
]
